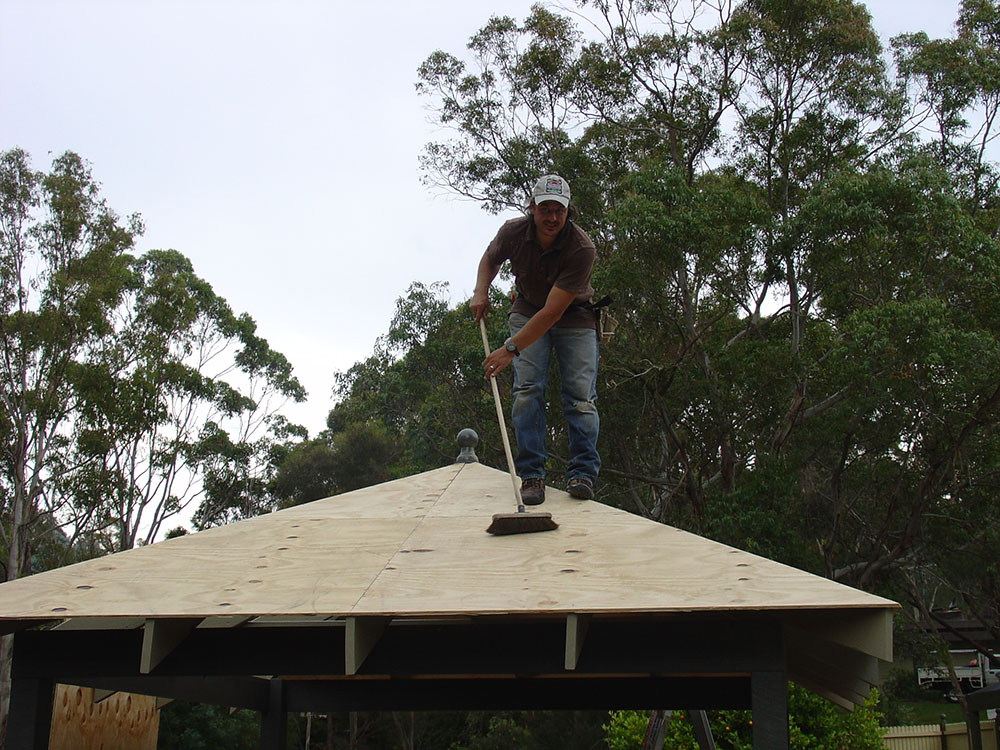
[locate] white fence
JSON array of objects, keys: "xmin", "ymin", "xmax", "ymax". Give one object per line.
[{"xmin": 883, "ymin": 721, "xmax": 997, "ymax": 750}]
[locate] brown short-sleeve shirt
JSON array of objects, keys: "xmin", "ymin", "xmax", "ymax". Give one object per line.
[{"xmin": 485, "ymin": 216, "xmax": 597, "ymax": 329}]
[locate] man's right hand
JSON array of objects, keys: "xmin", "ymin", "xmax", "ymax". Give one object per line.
[
  {"xmin": 469, "ymin": 291, "xmax": 489, "ymax": 322},
  {"xmin": 471, "ymin": 252, "xmax": 500, "ymax": 323}
]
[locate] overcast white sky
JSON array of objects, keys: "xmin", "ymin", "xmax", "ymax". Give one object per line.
[{"xmin": 0, "ymin": 0, "xmax": 964, "ymax": 437}]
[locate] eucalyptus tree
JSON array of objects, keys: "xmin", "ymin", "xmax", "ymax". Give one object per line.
[
  {"xmin": 74, "ymin": 248, "xmax": 306, "ymax": 543},
  {"xmin": 0, "ymin": 147, "xmax": 139, "ymax": 743},
  {"xmin": 893, "ymin": 0, "xmax": 1000, "ymax": 226},
  {"xmin": 572, "ymin": 0, "xmax": 742, "ymax": 182},
  {"xmin": 0, "ymin": 149, "xmax": 305, "ymax": 742},
  {"xmin": 0, "ymin": 148, "xmax": 138, "ymax": 583},
  {"xmin": 725, "ymin": 0, "xmax": 898, "ymax": 439},
  {"xmin": 880, "ymin": 3, "xmax": 1000, "ymax": 662},
  {"xmin": 781, "ymin": 0, "xmax": 1000, "ymax": 651},
  {"xmin": 416, "ymin": 6, "xmax": 589, "ymax": 213}
]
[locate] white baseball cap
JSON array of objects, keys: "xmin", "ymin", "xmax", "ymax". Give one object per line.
[{"xmin": 529, "ymin": 174, "xmax": 571, "ymax": 208}]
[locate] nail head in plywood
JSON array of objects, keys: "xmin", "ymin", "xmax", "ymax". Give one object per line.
[
  {"xmin": 141, "ymin": 618, "xmax": 203, "ymax": 674},
  {"xmin": 565, "ymin": 613, "xmax": 591, "ymax": 671},
  {"xmin": 346, "ymin": 616, "xmax": 389, "ymax": 675}
]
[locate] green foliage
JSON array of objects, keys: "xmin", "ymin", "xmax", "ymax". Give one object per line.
[
  {"xmin": 444, "ymin": 710, "xmax": 607, "ymax": 750},
  {"xmin": 449, "ymin": 714, "xmax": 540, "ymax": 750},
  {"xmin": 327, "ymin": 422, "xmax": 404, "ymax": 493},
  {"xmin": 270, "ymin": 438, "xmax": 340, "ymax": 507},
  {"xmin": 786, "ymin": 687, "xmax": 885, "ymax": 749},
  {"xmin": 0, "ymin": 146, "xmax": 309, "ymax": 747},
  {"xmin": 270, "ymin": 422, "xmax": 405, "ymax": 509},
  {"xmin": 878, "ymin": 665, "xmax": 933, "ymax": 725},
  {"xmin": 78, "ymin": 245, "xmax": 307, "ymax": 540},
  {"xmin": 700, "ymin": 456, "xmax": 817, "ymax": 569},
  {"xmin": 603, "ymin": 709, "xmax": 651, "ymax": 750},
  {"xmin": 604, "ymin": 686, "xmax": 884, "ymax": 749},
  {"xmin": 157, "ymin": 702, "xmax": 259, "ymax": 750},
  {"xmin": 416, "ymin": 7, "xmax": 594, "ymax": 213}
]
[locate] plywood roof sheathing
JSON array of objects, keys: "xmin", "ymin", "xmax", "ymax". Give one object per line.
[{"xmin": 0, "ymin": 463, "xmax": 896, "ymax": 625}]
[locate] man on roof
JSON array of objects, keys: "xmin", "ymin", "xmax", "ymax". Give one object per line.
[{"xmin": 469, "ymin": 174, "xmax": 600, "ymax": 505}]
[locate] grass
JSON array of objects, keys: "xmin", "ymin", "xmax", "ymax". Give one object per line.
[{"xmin": 895, "ymin": 700, "xmax": 965, "ymax": 725}]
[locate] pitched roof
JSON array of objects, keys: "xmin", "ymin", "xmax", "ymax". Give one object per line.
[
  {"xmin": 0, "ymin": 462, "xmax": 890, "ymax": 620},
  {"xmin": 0, "ymin": 461, "xmax": 897, "ymax": 708}
]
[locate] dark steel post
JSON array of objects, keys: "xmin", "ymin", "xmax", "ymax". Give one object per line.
[
  {"xmin": 750, "ymin": 670, "xmax": 788, "ymax": 750},
  {"xmin": 641, "ymin": 709, "xmax": 668, "ymax": 749},
  {"xmin": 687, "ymin": 709, "xmax": 716, "ymax": 749},
  {"xmin": 258, "ymin": 678, "xmax": 287, "ymax": 750},
  {"xmin": 967, "ymin": 709, "xmax": 983, "ymax": 750},
  {"xmin": 6, "ymin": 675, "xmax": 54, "ymax": 750}
]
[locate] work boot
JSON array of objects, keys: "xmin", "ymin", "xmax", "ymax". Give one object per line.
[
  {"xmin": 567, "ymin": 477, "xmax": 594, "ymax": 500},
  {"xmin": 520, "ymin": 477, "xmax": 545, "ymax": 505}
]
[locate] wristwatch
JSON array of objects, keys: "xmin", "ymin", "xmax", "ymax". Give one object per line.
[{"xmin": 503, "ymin": 337, "xmax": 520, "ymax": 356}]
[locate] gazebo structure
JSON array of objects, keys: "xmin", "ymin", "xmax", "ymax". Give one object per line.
[{"xmin": 1, "ymin": 439, "xmax": 897, "ymax": 749}]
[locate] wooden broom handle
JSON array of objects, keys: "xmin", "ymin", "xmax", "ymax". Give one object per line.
[{"xmin": 479, "ymin": 318, "xmax": 523, "ymax": 507}]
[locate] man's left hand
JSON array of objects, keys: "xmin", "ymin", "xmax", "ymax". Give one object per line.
[{"xmin": 482, "ymin": 347, "xmax": 515, "ymax": 379}]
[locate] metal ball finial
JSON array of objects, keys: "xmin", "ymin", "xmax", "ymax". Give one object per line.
[{"xmin": 455, "ymin": 428, "xmax": 479, "ymax": 463}]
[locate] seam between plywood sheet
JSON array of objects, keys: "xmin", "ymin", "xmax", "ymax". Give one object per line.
[{"xmin": 346, "ymin": 463, "xmax": 466, "ymax": 615}]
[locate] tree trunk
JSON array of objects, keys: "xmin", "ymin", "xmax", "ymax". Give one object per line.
[
  {"xmin": 0, "ymin": 466, "xmax": 32, "ymax": 750},
  {"xmin": 912, "ymin": 591, "xmax": 973, "ymax": 728},
  {"xmin": 391, "ymin": 711, "xmax": 414, "ymax": 750}
]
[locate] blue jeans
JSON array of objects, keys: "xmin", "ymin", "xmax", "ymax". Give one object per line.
[{"xmin": 508, "ymin": 312, "xmax": 600, "ymax": 482}]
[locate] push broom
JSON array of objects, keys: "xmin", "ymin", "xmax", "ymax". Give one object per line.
[{"xmin": 479, "ymin": 318, "xmax": 558, "ymax": 536}]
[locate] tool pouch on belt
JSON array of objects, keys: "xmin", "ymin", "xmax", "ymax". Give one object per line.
[{"xmin": 591, "ymin": 295, "xmax": 618, "ymax": 344}]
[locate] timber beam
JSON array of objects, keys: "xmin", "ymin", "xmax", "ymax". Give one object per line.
[
  {"xmin": 345, "ymin": 616, "xmax": 389, "ymax": 675},
  {"xmin": 565, "ymin": 613, "xmax": 591, "ymax": 671},
  {"xmin": 141, "ymin": 617, "xmax": 203, "ymax": 673}
]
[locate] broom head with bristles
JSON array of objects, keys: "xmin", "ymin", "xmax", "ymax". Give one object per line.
[{"xmin": 486, "ymin": 510, "xmax": 558, "ymax": 536}]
